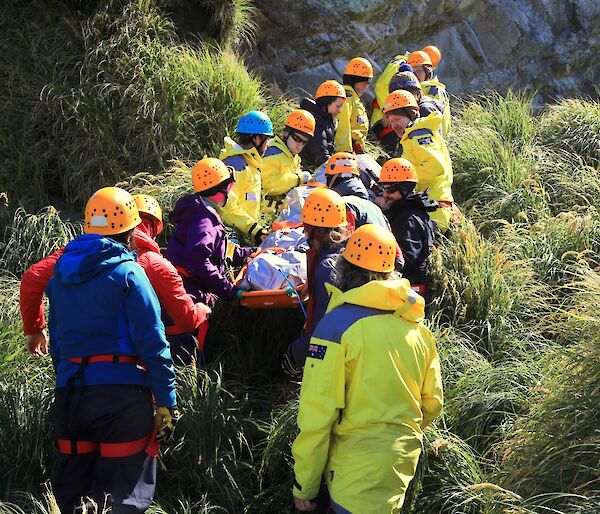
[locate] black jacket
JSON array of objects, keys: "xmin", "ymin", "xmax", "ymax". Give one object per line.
[
  {"xmin": 385, "ymin": 192, "xmax": 436, "ymax": 286},
  {"xmin": 299, "ymin": 98, "xmax": 337, "ymax": 169}
]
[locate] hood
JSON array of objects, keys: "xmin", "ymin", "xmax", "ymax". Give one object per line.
[
  {"xmin": 404, "ymin": 111, "xmax": 443, "ymax": 140},
  {"xmin": 219, "ymin": 136, "xmax": 262, "ymax": 169},
  {"xmin": 390, "ymin": 191, "xmax": 439, "ymax": 213},
  {"xmin": 332, "ymin": 175, "xmax": 369, "ymax": 200},
  {"xmin": 169, "ymin": 193, "xmax": 215, "ymax": 225},
  {"xmin": 422, "ymin": 77, "xmax": 446, "ymax": 91},
  {"xmin": 325, "ymin": 278, "xmax": 424, "ymax": 323},
  {"xmin": 132, "ymin": 225, "xmax": 160, "ymax": 255},
  {"xmin": 300, "ymin": 97, "xmax": 333, "ymax": 124},
  {"xmin": 54, "ymin": 234, "xmax": 135, "ymax": 285},
  {"xmin": 269, "ymin": 135, "xmax": 295, "ymax": 160},
  {"xmin": 343, "ymin": 84, "xmax": 359, "ymax": 101}
]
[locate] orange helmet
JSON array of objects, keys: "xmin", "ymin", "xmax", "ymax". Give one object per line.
[
  {"xmin": 379, "ymin": 158, "xmax": 417, "ymax": 183},
  {"xmin": 342, "ymin": 224, "xmax": 396, "ymax": 272},
  {"xmin": 285, "ymin": 109, "xmax": 316, "ymax": 137},
  {"xmin": 315, "ymin": 80, "xmax": 346, "ymax": 99},
  {"xmin": 301, "ymin": 188, "xmax": 347, "ymax": 228},
  {"xmin": 344, "ymin": 57, "xmax": 373, "ymax": 78},
  {"xmin": 407, "ymin": 50, "xmax": 433, "ymax": 68},
  {"xmin": 422, "ymin": 45, "xmax": 441, "ymax": 68},
  {"xmin": 133, "ymin": 194, "xmax": 163, "ymax": 234},
  {"xmin": 191, "ymin": 158, "xmax": 231, "ymax": 193},
  {"xmin": 84, "ymin": 187, "xmax": 141, "ymax": 236},
  {"xmin": 383, "ymin": 90, "xmax": 419, "ymax": 114},
  {"xmin": 325, "ymin": 152, "xmax": 359, "ymax": 176}
]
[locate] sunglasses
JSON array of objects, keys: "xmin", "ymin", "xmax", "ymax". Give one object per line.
[
  {"xmin": 382, "ymin": 184, "xmax": 404, "ymax": 194},
  {"xmin": 289, "ymin": 132, "xmax": 310, "ymax": 145}
]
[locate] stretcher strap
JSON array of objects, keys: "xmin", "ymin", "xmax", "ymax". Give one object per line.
[{"xmin": 68, "ymin": 355, "xmax": 141, "ymax": 365}]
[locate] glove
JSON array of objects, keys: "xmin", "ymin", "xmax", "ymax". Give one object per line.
[
  {"xmin": 352, "ymin": 143, "xmax": 364, "ymax": 154},
  {"xmin": 235, "ymin": 288, "xmax": 246, "ymax": 299},
  {"xmin": 285, "ymin": 286, "xmax": 296, "ymax": 297},
  {"xmin": 398, "ymin": 62, "xmax": 413, "ymax": 73},
  {"xmin": 155, "ymin": 406, "xmax": 180, "ymax": 442},
  {"xmin": 300, "ymin": 171, "xmax": 312, "ymax": 183},
  {"xmin": 253, "ymin": 228, "xmax": 268, "ymax": 245}
]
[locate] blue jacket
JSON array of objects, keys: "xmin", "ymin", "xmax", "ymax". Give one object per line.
[
  {"xmin": 343, "ymin": 195, "xmax": 390, "ymax": 230},
  {"xmin": 330, "ymin": 175, "xmax": 369, "ymax": 200},
  {"xmin": 46, "ymin": 234, "xmax": 177, "ymax": 408}
]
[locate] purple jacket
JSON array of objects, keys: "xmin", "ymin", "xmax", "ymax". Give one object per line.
[{"xmin": 166, "ymin": 194, "xmax": 252, "ymax": 305}]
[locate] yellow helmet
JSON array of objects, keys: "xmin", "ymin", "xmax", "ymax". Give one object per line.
[
  {"xmin": 342, "ymin": 224, "xmax": 396, "ymax": 272},
  {"xmin": 344, "ymin": 57, "xmax": 374, "ymax": 78},
  {"xmin": 133, "ymin": 194, "xmax": 163, "ymax": 234},
  {"xmin": 379, "ymin": 158, "xmax": 417, "ymax": 183},
  {"xmin": 325, "ymin": 152, "xmax": 359, "ymax": 176},
  {"xmin": 422, "ymin": 45, "xmax": 441, "ymax": 68},
  {"xmin": 407, "ymin": 50, "xmax": 433, "ymax": 68},
  {"xmin": 285, "ymin": 109, "xmax": 316, "ymax": 137},
  {"xmin": 301, "ymin": 188, "xmax": 347, "ymax": 228},
  {"xmin": 84, "ymin": 187, "xmax": 141, "ymax": 236},
  {"xmin": 192, "ymin": 158, "xmax": 231, "ymax": 193},
  {"xmin": 315, "ymin": 80, "xmax": 346, "ymax": 99}
]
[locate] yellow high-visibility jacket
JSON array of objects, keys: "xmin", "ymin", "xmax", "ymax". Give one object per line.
[
  {"xmin": 400, "ymin": 112, "xmax": 454, "ymax": 232},
  {"xmin": 372, "ymin": 53, "xmax": 409, "ymax": 128},
  {"xmin": 335, "ymin": 85, "xmax": 369, "ymax": 152},
  {"xmin": 261, "ymin": 136, "xmax": 304, "ymax": 197},
  {"xmin": 421, "ymin": 77, "xmax": 451, "ymax": 136},
  {"xmin": 218, "ymin": 137, "xmax": 264, "ymax": 237},
  {"xmin": 292, "ymin": 279, "xmax": 443, "ymax": 513}
]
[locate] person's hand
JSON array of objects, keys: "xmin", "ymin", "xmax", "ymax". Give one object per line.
[
  {"xmin": 26, "ymin": 331, "xmax": 48, "ymax": 357},
  {"xmin": 301, "ymin": 171, "xmax": 313, "ymax": 183},
  {"xmin": 293, "ymin": 496, "xmax": 317, "ymax": 512},
  {"xmin": 196, "ymin": 303, "xmax": 212, "ymax": 317},
  {"xmin": 154, "ymin": 406, "xmax": 180, "ymax": 442}
]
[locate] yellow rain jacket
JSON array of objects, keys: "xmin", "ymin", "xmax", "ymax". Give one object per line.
[
  {"xmin": 261, "ymin": 136, "xmax": 304, "ymax": 198},
  {"xmin": 421, "ymin": 77, "xmax": 451, "ymax": 136},
  {"xmin": 372, "ymin": 54, "xmax": 409, "ymax": 128},
  {"xmin": 400, "ymin": 112, "xmax": 454, "ymax": 232},
  {"xmin": 292, "ymin": 279, "xmax": 443, "ymax": 513},
  {"xmin": 218, "ymin": 137, "xmax": 264, "ymax": 237},
  {"xmin": 335, "ymin": 85, "xmax": 369, "ymax": 152}
]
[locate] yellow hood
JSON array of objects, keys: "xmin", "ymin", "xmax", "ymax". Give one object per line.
[
  {"xmin": 269, "ymin": 135, "xmax": 296, "ymax": 160},
  {"xmin": 325, "ymin": 278, "xmax": 424, "ymax": 323},
  {"xmin": 421, "ymin": 77, "xmax": 446, "ymax": 91},
  {"xmin": 219, "ymin": 136, "xmax": 263, "ymax": 169}
]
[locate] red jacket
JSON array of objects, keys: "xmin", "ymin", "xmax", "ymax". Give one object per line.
[{"xmin": 20, "ymin": 226, "xmax": 206, "ymax": 336}]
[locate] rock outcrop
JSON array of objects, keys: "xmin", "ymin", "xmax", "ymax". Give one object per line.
[{"xmin": 246, "ymin": 0, "xmax": 600, "ymax": 102}]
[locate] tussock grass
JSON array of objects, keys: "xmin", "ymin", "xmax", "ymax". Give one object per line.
[
  {"xmin": 538, "ymin": 97, "xmax": 600, "ymax": 167},
  {"xmin": 0, "ymin": 207, "xmax": 80, "ymax": 276}
]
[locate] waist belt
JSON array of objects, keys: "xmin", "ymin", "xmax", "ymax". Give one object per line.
[
  {"xmin": 68, "ymin": 354, "xmax": 142, "ymax": 366},
  {"xmin": 57, "ymin": 431, "xmax": 158, "ymax": 458}
]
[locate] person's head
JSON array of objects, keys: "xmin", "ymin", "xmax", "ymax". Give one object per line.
[
  {"xmin": 379, "ymin": 158, "xmax": 418, "ymax": 210},
  {"xmin": 422, "ymin": 45, "xmax": 442, "ymax": 69},
  {"xmin": 315, "ymin": 80, "xmax": 346, "ymax": 117},
  {"xmin": 333, "ymin": 224, "xmax": 398, "ymax": 291},
  {"xmin": 132, "ymin": 194, "xmax": 163, "ymax": 239},
  {"xmin": 191, "ymin": 157, "xmax": 234, "ymax": 208},
  {"xmin": 84, "ymin": 187, "xmax": 141, "ymax": 247},
  {"xmin": 383, "ymin": 90, "xmax": 419, "ymax": 137},
  {"xmin": 236, "ymin": 111, "xmax": 274, "ymax": 157},
  {"xmin": 407, "ymin": 50, "xmax": 434, "ymax": 83},
  {"xmin": 389, "ymin": 71, "xmax": 423, "ymax": 102},
  {"xmin": 324, "ymin": 152, "xmax": 360, "ymax": 191},
  {"xmin": 301, "ymin": 188, "xmax": 348, "ymax": 249},
  {"xmin": 343, "ymin": 57, "xmax": 373, "ymax": 97},
  {"xmin": 282, "ymin": 109, "xmax": 315, "ymax": 156}
]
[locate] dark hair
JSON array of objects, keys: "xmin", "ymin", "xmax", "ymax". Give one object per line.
[
  {"xmin": 237, "ymin": 133, "xmax": 256, "ymax": 146},
  {"xmin": 110, "ymin": 228, "xmax": 135, "ymax": 246},
  {"xmin": 342, "ymin": 74, "xmax": 369, "ymax": 87},
  {"xmin": 316, "ymin": 96, "xmax": 340, "ymax": 110},
  {"xmin": 332, "ymin": 255, "xmax": 397, "ymax": 292},
  {"xmin": 386, "ymin": 107, "xmax": 418, "ymax": 122}
]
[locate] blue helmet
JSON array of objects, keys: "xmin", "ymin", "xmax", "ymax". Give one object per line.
[{"xmin": 236, "ymin": 111, "xmax": 274, "ymax": 136}]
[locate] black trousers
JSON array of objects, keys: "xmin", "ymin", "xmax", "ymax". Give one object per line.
[{"xmin": 53, "ymin": 385, "xmax": 156, "ymax": 513}]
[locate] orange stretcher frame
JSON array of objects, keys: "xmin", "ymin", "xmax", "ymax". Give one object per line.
[{"xmin": 235, "ymin": 247, "xmax": 309, "ymax": 309}]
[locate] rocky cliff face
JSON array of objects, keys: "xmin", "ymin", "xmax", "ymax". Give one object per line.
[{"xmin": 246, "ymin": 0, "xmax": 600, "ymax": 102}]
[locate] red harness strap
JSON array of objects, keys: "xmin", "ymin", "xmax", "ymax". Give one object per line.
[
  {"xmin": 374, "ymin": 126, "xmax": 395, "ymax": 140},
  {"xmin": 58, "ymin": 432, "xmax": 158, "ymax": 458}
]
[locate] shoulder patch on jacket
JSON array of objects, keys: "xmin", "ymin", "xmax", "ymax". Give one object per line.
[
  {"xmin": 407, "ymin": 128, "xmax": 433, "ymax": 140},
  {"xmin": 222, "ymin": 154, "xmax": 247, "ymax": 172},
  {"xmin": 313, "ymin": 304, "xmax": 392, "ymax": 344},
  {"xmin": 263, "ymin": 146, "xmax": 284, "ymax": 158},
  {"xmin": 307, "ymin": 343, "xmax": 327, "ymax": 360}
]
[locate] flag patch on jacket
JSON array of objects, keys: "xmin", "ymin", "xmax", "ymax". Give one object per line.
[{"xmin": 307, "ymin": 343, "xmax": 327, "ymax": 360}]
